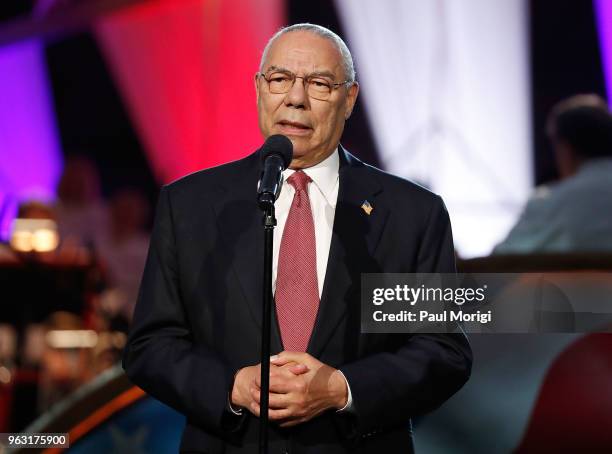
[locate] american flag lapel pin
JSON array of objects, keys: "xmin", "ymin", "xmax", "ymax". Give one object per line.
[{"xmin": 361, "ymin": 200, "xmax": 373, "ymax": 215}]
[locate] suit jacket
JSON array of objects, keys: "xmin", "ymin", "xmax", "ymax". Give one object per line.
[{"xmin": 123, "ymin": 146, "xmax": 472, "ymax": 453}]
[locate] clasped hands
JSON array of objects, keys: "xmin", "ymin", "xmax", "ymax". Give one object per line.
[{"xmin": 230, "ymin": 352, "xmax": 348, "ymax": 427}]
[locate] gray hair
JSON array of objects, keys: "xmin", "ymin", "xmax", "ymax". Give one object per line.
[{"xmin": 259, "ymin": 23, "xmax": 356, "ymax": 83}]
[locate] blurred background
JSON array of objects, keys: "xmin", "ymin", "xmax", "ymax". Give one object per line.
[{"xmin": 1, "ymin": 0, "xmax": 612, "ymax": 453}]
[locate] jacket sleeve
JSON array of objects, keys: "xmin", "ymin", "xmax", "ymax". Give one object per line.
[
  {"xmin": 338, "ymin": 195, "xmax": 472, "ymax": 436},
  {"xmin": 122, "ymin": 186, "xmax": 245, "ymax": 438}
]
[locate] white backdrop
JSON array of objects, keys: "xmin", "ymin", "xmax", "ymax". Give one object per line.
[{"xmin": 335, "ymin": 0, "xmax": 532, "ymax": 257}]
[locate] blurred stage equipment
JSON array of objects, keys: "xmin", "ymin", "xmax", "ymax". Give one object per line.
[
  {"xmin": 45, "ymin": 330, "xmax": 98, "ymax": 349},
  {"xmin": 10, "ymin": 218, "xmax": 59, "ymax": 253},
  {"xmin": 14, "ymin": 365, "xmax": 185, "ymax": 454}
]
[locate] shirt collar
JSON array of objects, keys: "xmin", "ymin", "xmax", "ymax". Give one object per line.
[{"xmin": 283, "ymin": 148, "xmax": 340, "ymax": 205}]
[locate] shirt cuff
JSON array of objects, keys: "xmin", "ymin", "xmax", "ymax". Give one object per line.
[
  {"xmin": 228, "ymin": 392, "xmax": 244, "ymax": 415},
  {"xmin": 228, "ymin": 368, "xmax": 244, "ymax": 415},
  {"xmin": 335, "ymin": 369, "xmax": 354, "ymax": 413}
]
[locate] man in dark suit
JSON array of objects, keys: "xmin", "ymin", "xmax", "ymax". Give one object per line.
[{"xmin": 123, "ymin": 23, "xmax": 472, "ymax": 453}]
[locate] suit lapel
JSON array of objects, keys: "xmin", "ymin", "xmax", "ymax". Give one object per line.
[{"xmin": 307, "ymin": 147, "xmax": 389, "ymax": 357}]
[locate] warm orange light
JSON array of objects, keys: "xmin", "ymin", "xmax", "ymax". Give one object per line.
[
  {"xmin": 10, "ymin": 219, "xmax": 59, "ymax": 253},
  {"xmin": 46, "ymin": 330, "xmax": 99, "ymax": 349}
]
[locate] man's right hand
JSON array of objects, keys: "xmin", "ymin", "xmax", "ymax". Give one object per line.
[{"xmin": 231, "ymin": 361, "xmax": 308, "ymax": 412}]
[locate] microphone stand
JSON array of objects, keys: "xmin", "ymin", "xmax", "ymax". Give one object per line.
[{"xmin": 260, "ymin": 203, "xmax": 276, "ymax": 454}]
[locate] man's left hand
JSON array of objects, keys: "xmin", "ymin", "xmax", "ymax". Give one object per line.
[{"xmin": 250, "ymin": 351, "xmax": 348, "ymax": 427}]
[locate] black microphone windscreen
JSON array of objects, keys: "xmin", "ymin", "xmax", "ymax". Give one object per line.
[{"xmin": 261, "ymin": 135, "xmax": 293, "ymax": 169}]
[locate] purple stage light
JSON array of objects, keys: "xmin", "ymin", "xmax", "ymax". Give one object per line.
[
  {"xmin": 596, "ymin": 0, "xmax": 612, "ymax": 100},
  {"xmin": 0, "ymin": 39, "xmax": 63, "ymax": 240}
]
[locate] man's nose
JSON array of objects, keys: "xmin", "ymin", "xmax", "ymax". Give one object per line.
[{"xmin": 284, "ymin": 76, "xmax": 308, "ymax": 108}]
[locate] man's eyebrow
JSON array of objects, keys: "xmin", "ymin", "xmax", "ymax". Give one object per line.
[
  {"xmin": 265, "ymin": 65, "xmax": 290, "ymax": 73},
  {"xmin": 309, "ymin": 70, "xmax": 336, "ymax": 79},
  {"xmin": 264, "ymin": 66, "xmax": 338, "ymax": 80}
]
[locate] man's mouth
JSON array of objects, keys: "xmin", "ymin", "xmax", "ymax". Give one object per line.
[{"xmin": 276, "ymin": 120, "xmax": 312, "ymax": 134}]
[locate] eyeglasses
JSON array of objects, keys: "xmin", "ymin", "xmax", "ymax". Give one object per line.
[{"xmin": 257, "ymin": 70, "xmax": 352, "ymax": 101}]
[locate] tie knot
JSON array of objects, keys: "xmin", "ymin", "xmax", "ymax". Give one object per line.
[{"xmin": 287, "ymin": 170, "xmax": 311, "ymax": 192}]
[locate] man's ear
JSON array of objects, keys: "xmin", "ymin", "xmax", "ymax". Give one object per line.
[
  {"xmin": 344, "ymin": 82, "xmax": 359, "ymax": 120},
  {"xmin": 254, "ymin": 73, "xmax": 261, "ymax": 103}
]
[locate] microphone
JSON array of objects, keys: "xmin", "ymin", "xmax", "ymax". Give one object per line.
[{"xmin": 258, "ymin": 135, "xmax": 293, "ymax": 210}]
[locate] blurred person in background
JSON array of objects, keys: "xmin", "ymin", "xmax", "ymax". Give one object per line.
[
  {"xmin": 54, "ymin": 155, "xmax": 108, "ymax": 251},
  {"xmin": 97, "ymin": 188, "xmax": 150, "ymax": 322},
  {"xmin": 494, "ymin": 94, "xmax": 612, "ymax": 253}
]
